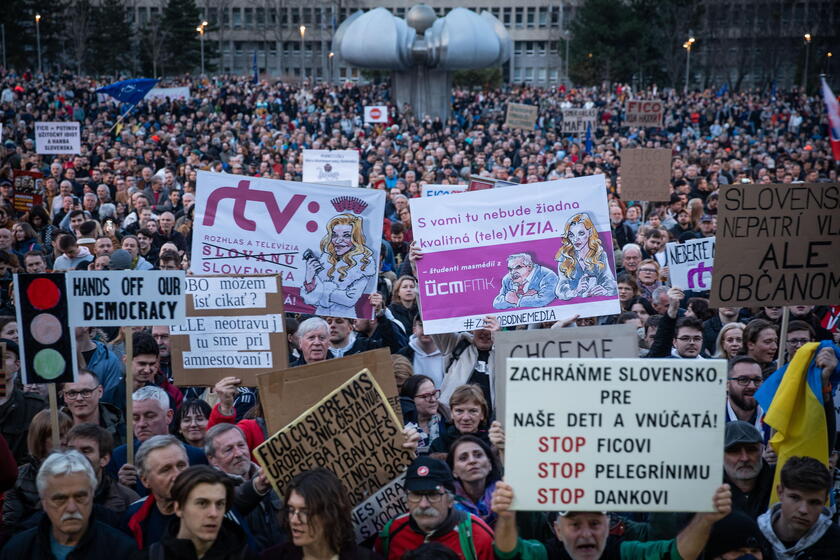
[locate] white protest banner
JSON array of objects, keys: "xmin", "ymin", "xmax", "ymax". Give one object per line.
[
  {"xmin": 364, "ymin": 105, "xmax": 389, "ymax": 123},
  {"xmin": 666, "ymin": 237, "xmax": 715, "ymax": 291},
  {"xmin": 302, "ymin": 149, "xmax": 360, "ymax": 187},
  {"xmin": 66, "ymin": 270, "xmax": 185, "ymax": 327},
  {"xmin": 146, "ymin": 86, "xmax": 191, "ymax": 100},
  {"xmin": 170, "ymin": 275, "xmax": 288, "ymax": 386},
  {"xmin": 35, "ymin": 122, "xmax": 81, "ymax": 155},
  {"xmin": 191, "ymin": 170, "xmax": 384, "ymax": 319},
  {"xmin": 421, "ymin": 184, "xmax": 468, "ymax": 197},
  {"xmin": 560, "ymin": 109, "xmax": 597, "ymax": 134},
  {"xmin": 624, "ymin": 99, "xmax": 664, "ymax": 128},
  {"xmin": 505, "ymin": 358, "xmax": 725, "ymax": 511},
  {"xmin": 410, "ymin": 175, "xmax": 619, "ymax": 334},
  {"xmin": 254, "ymin": 369, "xmax": 412, "ymax": 504},
  {"xmin": 352, "ymin": 474, "xmax": 406, "ymax": 543}
]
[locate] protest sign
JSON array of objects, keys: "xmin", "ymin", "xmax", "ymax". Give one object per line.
[
  {"xmin": 710, "ymin": 183, "xmax": 840, "ymax": 307},
  {"xmin": 14, "ymin": 274, "xmax": 78, "ymax": 385},
  {"xmin": 504, "ymin": 358, "xmax": 725, "ymax": 511},
  {"xmin": 410, "ymin": 175, "xmax": 619, "ymax": 334},
  {"xmin": 65, "ymin": 270, "xmax": 185, "ymax": 327},
  {"xmin": 146, "ymin": 86, "xmax": 191, "ymax": 100},
  {"xmin": 35, "ymin": 122, "xmax": 80, "ymax": 154},
  {"xmin": 12, "ymin": 169, "xmax": 44, "ymax": 213},
  {"xmin": 191, "ymin": 170, "xmax": 384, "ymax": 319},
  {"xmin": 666, "ymin": 237, "xmax": 715, "ymax": 291},
  {"xmin": 170, "ymin": 275, "xmax": 287, "ymax": 386},
  {"xmin": 619, "ymin": 148, "xmax": 672, "ymax": 201},
  {"xmin": 505, "ymin": 103, "xmax": 538, "ymax": 130},
  {"xmin": 624, "ymin": 99, "xmax": 664, "ymax": 128},
  {"xmin": 560, "ymin": 108, "xmax": 597, "ymax": 134},
  {"xmin": 421, "ymin": 184, "xmax": 468, "ymax": 197},
  {"xmin": 257, "ymin": 348, "xmax": 400, "ymax": 434},
  {"xmin": 254, "ymin": 369, "xmax": 413, "ymax": 504},
  {"xmin": 494, "ymin": 324, "xmax": 639, "ymax": 422},
  {"xmin": 467, "ymin": 176, "xmax": 518, "ymax": 192},
  {"xmin": 352, "ymin": 474, "xmax": 406, "ymax": 542},
  {"xmin": 364, "ymin": 105, "xmax": 389, "ymax": 123},
  {"xmin": 302, "ymin": 149, "xmax": 360, "ymax": 187}
]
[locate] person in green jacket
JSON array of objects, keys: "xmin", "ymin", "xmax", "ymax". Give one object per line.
[{"xmin": 490, "ymin": 482, "xmax": 732, "ymax": 560}]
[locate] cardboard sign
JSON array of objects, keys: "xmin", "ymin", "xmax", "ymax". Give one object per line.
[
  {"xmin": 12, "ymin": 169, "xmax": 44, "ymax": 213},
  {"xmin": 254, "ymin": 369, "xmax": 413, "ymax": 504},
  {"xmin": 192, "ymin": 171, "xmax": 383, "ymax": 318},
  {"xmin": 505, "ymin": 103, "xmax": 538, "ymax": 130},
  {"xmin": 504, "ymin": 358, "xmax": 726, "ymax": 511},
  {"xmin": 494, "ymin": 324, "xmax": 639, "ymax": 423},
  {"xmin": 710, "ymin": 183, "xmax": 840, "ymax": 307},
  {"xmin": 257, "ymin": 348, "xmax": 400, "ymax": 435},
  {"xmin": 14, "ymin": 273, "xmax": 79, "ymax": 385},
  {"xmin": 619, "ymin": 148, "xmax": 672, "ymax": 201},
  {"xmin": 35, "ymin": 122, "xmax": 81, "ymax": 154},
  {"xmin": 364, "ymin": 105, "xmax": 389, "ymax": 124},
  {"xmin": 624, "ymin": 99, "xmax": 664, "ymax": 128},
  {"xmin": 421, "ymin": 184, "xmax": 469, "ymax": 197},
  {"xmin": 302, "ymin": 149, "xmax": 360, "ymax": 187},
  {"xmin": 666, "ymin": 237, "xmax": 715, "ymax": 291},
  {"xmin": 146, "ymin": 87, "xmax": 191, "ymax": 100},
  {"xmin": 65, "ymin": 270, "xmax": 185, "ymax": 327},
  {"xmin": 410, "ymin": 175, "xmax": 620, "ymax": 334},
  {"xmin": 171, "ymin": 275, "xmax": 288, "ymax": 386},
  {"xmin": 560, "ymin": 108, "xmax": 597, "ymax": 134},
  {"xmin": 352, "ymin": 474, "xmax": 406, "ymax": 542}
]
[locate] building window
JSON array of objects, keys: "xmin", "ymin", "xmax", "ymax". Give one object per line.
[
  {"xmin": 502, "ymin": 7, "xmax": 512, "ymax": 24},
  {"xmin": 515, "ymin": 7, "xmax": 524, "ymax": 28},
  {"xmin": 550, "ymin": 69, "xmax": 559, "ymax": 82},
  {"xmin": 526, "ymin": 41, "xmax": 535, "ymax": 55},
  {"xmin": 513, "ymin": 41, "xmax": 523, "ymax": 55},
  {"xmin": 524, "ymin": 67, "xmax": 534, "ymax": 81},
  {"xmin": 514, "ymin": 68, "xmax": 522, "ymax": 81},
  {"xmin": 232, "ymin": 8, "xmax": 241, "ymax": 28},
  {"xmin": 538, "ymin": 7, "xmax": 548, "ymax": 27},
  {"xmin": 244, "ymin": 8, "xmax": 253, "ymax": 28},
  {"xmin": 538, "ymin": 68, "xmax": 547, "ymax": 82},
  {"xmin": 526, "ymin": 7, "xmax": 535, "ymax": 28},
  {"xmin": 256, "ymin": 8, "xmax": 265, "ymax": 26}
]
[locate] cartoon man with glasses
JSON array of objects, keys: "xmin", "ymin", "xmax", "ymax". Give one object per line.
[{"xmin": 492, "ymin": 252, "xmax": 558, "ymax": 310}]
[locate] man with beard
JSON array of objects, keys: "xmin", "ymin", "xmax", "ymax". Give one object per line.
[
  {"xmin": 725, "ymin": 356, "xmax": 766, "ymax": 433},
  {"xmin": 723, "ymin": 421, "xmax": 773, "ymax": 519}
]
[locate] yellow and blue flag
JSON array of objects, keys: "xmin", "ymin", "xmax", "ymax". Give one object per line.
[{"xmin": 755, "ymin": 341, "xmax": 840, "ymax": 503}]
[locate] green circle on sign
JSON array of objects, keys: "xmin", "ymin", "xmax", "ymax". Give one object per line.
[{"xmin": 33, "ymin": 348, "xmax": 66, "ymax": 380}]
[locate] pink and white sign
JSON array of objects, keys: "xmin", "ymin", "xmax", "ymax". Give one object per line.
[
  {"xmin": 191, "ymin": 171, "xmax": 385, "ymax": 319},
  {"xmin": 364, "ymin": 105, "xmax": 389, "ymax": 123},
  {"xmin": 410, "ymin": 176, "xmax": 620, "ymax": 334}
]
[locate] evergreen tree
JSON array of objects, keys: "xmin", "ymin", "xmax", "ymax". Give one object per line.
[
  {"xmin": 160, "ymin": 0, "xmax": 202, "ymax": 75},
  {"xmin": 89, "ymin": 0, "xmax": 135, "ymax": 77}
]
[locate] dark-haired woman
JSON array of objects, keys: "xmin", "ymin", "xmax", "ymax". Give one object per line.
[
  {"xmin": 399, "ymin": 375, "xmax": 446, "ymax": 455},
  {"xmin": 173, "ymin": 398, "xmax": 211, "ymax": 448},
  {"xmin": 260, "ymin": 468, "xmax": 382, "ymax": 559},
  {"xmin": 446, "ymin": 434, "xmax": 502, "ymax": 528}
]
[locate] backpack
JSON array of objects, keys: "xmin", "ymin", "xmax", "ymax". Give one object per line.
[
  {"xmin": 378, "ymin": 514, "xmax": 476, "ymax": 560},
  {"xmin": 445, "ymin": 338, "xmax": 473, "ymax": 375}
]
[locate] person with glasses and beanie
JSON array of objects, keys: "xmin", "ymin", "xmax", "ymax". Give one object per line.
[
  {"xmin": 647, "ymin": 287, "xmax": 709, "ymax": 359},
  {"xmin": 375, "ymin": 456, "xmax": 495, "ymax": 559}
]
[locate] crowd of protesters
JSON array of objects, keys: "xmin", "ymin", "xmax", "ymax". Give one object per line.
[{"xmin": 0, "ymin": 68, "xmax": 839, "ymax": 559}]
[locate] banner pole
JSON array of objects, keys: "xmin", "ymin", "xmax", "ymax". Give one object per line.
[
  {"xmin": 48, "ymin": 384, "xmax": 60, "ymax": 450},
  {"xmin": 777, "ymin": 306, "xmax": 790, "ymax": 366},
  {"xmin": 125, "ymin": 327, "xmax": 135, "ymax": 466}
]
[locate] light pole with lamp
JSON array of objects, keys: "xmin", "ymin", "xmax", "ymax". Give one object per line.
[
  {"xmin": 802, "ymin": 33, "xmax": 812, "ymax": 91},
  {"xmin": 827, "ymin": 51, "xmax": 833, "ymax": 75},
  {"xmin": 683, "ymin": 33, "xmax": 695, "ymax": 93},
  {"xmin": 35, "ymin": 13, "xmax": 42, "ymax": 74},
  {"xmin": 299, "ymin": 25, "xmax": 306, "ymax": 83},
  {"xmin": 196, "ymin": 21, "xmax": 208, "ymax": 76},
  {"xmin": 328, "ymin": 51, "xmax": 334, "ymax": 84}
]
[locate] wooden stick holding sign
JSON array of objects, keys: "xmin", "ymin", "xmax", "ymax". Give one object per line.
[
  {"xmin": 49, "ymin": 384, "xmax": 61, "ymax": 450},
  {"xmin": 124, "ymin": 327, "xmax": 135, "ymax": 466},
  {"xmin": 777, "ymin": 306, "xmax": 790, "ymax": 366}
]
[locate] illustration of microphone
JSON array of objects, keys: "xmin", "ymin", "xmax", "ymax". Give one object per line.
[{"xmin": 302, "ymin": 249, "xmax": 324, "ymax": 273}]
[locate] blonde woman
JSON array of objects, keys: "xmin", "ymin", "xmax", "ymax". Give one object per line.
[
  {"xmin": 302, "ymin": 213, "xmax": 376, "ymax": 316},
  {"xmin": 554, "ymin": 212, "xmax": 617, "ymax": 300},
  {"xmin": 714, "ymin": 322, "xmax": 746, "ymax": 359}
]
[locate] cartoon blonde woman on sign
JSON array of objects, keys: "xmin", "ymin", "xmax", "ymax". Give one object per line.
[
  {"xmin": 302, "ymin": 213, "xmax": 376, "ymax": 316},
  {"xmin": 554, "ymin": 212, "xmax": 617, "ymax": 300}
]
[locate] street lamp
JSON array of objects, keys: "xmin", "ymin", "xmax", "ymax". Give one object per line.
[
  {"xmin": 35, "ymin": 13, "xmax": 42, "ymax": 74},
  {"xmin": 802, "ymin": 33, "xmax": 812, "ymax": 91},
  {"xmin": 328, "ymin": 51, "xmax": 334, "ymax": 84},
  {"xmin": 197, "ymin": 21, "xmax": 208, "ymax": 76},
  {"xmin": 683, "ymin": 34, "xmax": 695, "ymax": 93},
  {"xmin": 827, "ymin": 51, "xmax": 833, "ymax": 75},
  {"xmin": 299, "ymin": 25, "xmax": 306, "ymax": 83}
]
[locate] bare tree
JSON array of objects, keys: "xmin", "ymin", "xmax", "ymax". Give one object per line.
[{"xmin": 66, "ymin": 0, "xmax": 96, "ymax": 74}]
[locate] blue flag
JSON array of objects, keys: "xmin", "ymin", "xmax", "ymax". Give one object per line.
[
  {"xmin": 715, "ymin": 82, "xmax": 728, "ymax": 97},
  {"xmin": 253, "ymin": 51, "xmax": 259, "ymax": 84},
  {"xmin": 96, "ymin": 78, "xmax": 159, "ymax": 105},
  {"xmin": 584, "ymin": 123, "xmax": 593, "ymax": 155}
]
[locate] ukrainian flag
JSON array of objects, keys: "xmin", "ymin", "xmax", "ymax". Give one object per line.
[{"xmin": 754, "ymin": 341, "xmax": 840, "ymax": 503}]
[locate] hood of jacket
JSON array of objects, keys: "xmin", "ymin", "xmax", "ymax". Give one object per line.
[{"xmin": 757, "ymin": 502, "xmax": 833, "ymax": 559}]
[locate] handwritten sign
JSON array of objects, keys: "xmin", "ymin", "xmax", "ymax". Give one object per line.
[
  {"xmin": 35, "ymin": 122, "xmax": 81, "ymax": 154},
  {"xmin": 504, "ymin": 358, "xmax": 725, "ymax": 511},
  {"xmin": 410, "ymin": 175, "xmax": 619, "ymax": 334},
  {"xmin": 505, "ymin": 103, "xmax": 538, "ymax": 130},
  {"xmin": 352, "ymin": 474, "xmax": 406, "ymax": 542},
  {"xmin": 619, "ymin": 148, "xmax": 672, "ymax": 201},
  {"xmin": 666, "ymin": 237, "xmax": 715, "ymax": 291},
  {"xmin": 560, "ymin": 109, "xmax": 597, "ymax": 134},
  {"xmin": 302, "ymin": 149, "xmax": 360, "ymax": 187},
  {"xmin": 710, "ymin": 183, "xmax": 840, "ymax": 307},
  {"xmin": 624, "ymin": 99, "xmax": 664, "ymax": 128},
  {"xmin": 254, "ymin": 370, "xmax": 412, "ymax": 504}
]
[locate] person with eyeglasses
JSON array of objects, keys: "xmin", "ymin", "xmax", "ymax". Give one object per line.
[
  {"xmin": 261, "ymin": 468, "xmax": 379, "ymax": 559},
  {"xmin": 782, "ymin": 320, "xmax": 815, "ymax": 364},
  {"xmin": 724, "ymin": 356, "xmax": 767, "ymax": 435},
  {"xmin": 0, "ymin": 450, "xmax": 142, "ymax": 560},
  {"xmin": 60, "ymin": 369, "xmax": 127, "ymax": 448},
  {"xmin": 647, "ymin": 287, "xmax": 709, "ymax": 359},
  {"xmin": 399, "ymin": 375, "xmax": 446, "ymax": 455},
  {"xmin": 376, "ymin": 456, "xmax": 495, "ymax": 559}
]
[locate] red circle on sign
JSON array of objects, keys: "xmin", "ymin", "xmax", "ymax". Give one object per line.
[
  {"xmin": 417, "ymin": 466, "xmax": 429, "ymax": 476},
  {"xmin": 27, "ymin": 278, "xmax": 61, "ymax": 310},
  {"xmin": 371, "ymin": 108, "xmax": 381, "ymax": 119}
]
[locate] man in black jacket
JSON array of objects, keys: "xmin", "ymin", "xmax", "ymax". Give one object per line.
[
  {"xmin": 723, "ymin": 421, "xmax": 773, "ymax": 520},
  {"xmin": 0, "ymin": 339, "xmax": 46, "ymax": 464},
  {"xmin": 0, "ymin": 450, "xmax": 142, "ymax": 560}
]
